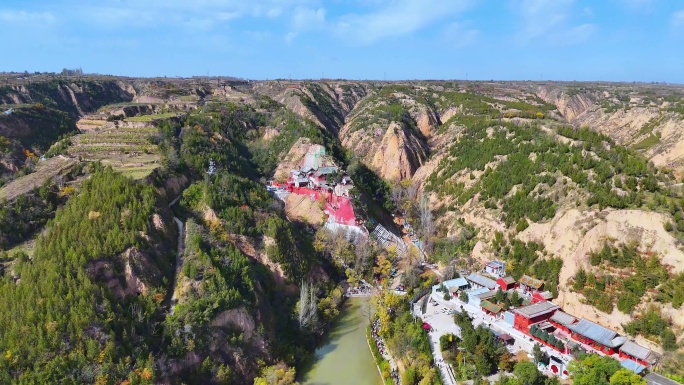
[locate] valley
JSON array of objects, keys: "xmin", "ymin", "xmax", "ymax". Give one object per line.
[{"xmin": 1, "ymin": 75, "xmax": 684, "ymax": 384}]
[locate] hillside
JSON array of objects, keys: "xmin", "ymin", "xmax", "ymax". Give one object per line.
[
  {"xmin": 293, "ymin": 81, "xmax": 684, "ymax": 356},
  {"xmin": 538, "ymin": 83, "xmax": 684, "ymax": 176},
  {"xmin": 2, "ymin": 77, "xmax": 684, "ymax": 382}
]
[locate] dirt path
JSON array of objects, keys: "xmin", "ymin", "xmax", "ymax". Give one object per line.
[{"xmin": 168, "ymin": 195, "xmax": 184, "ymax": 316}]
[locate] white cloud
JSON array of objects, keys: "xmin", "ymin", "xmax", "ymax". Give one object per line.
[
  {"xmin": 333, "ymin": 0, "xmax": 476, "ymax": 45},
  {"xmin": 0, "ymin": 10, "xmax": 55, "ymax": 24},
  {"xmin": 292, "ymin": 6, "xmax": 325, "ymax": 30},
  {"xmin": 510, "ymin": 0, "xmax": 596, "ymax": 45},
  {"xmin": 513, "ymin": 0, "xmax": 572, "ymax": 39},
  {"xmin": 548, "ymin": 23, "xmax": 598, "ymax": 45},
  {"xmin": 618, "ymin": 0, "xmax": 657, "ymax": 11},
  {"xmin": 442, "ymin": 22, "xmax": 480, "ymax": 48},
  {"xmin": 69, "ymin": 0, "xmax": 316, "ymax": 29},
  {"xmin": 672, "ymin": 10, "xmax": 684, "ymax": 30}
]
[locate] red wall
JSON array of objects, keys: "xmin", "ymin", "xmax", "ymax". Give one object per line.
[
  {"xmin": 571, "ymin": 333, "xmax": 617, "ymax": 355},
  {"xmin": 496, "ymin": 279, "xmax": 514, "ymax": 291},
  {"xmin": 618, "ymin": 352, "xmax": 651, "ymax": 367},
  {"xmin": 513, "ymin": 311, "xmax": 558, "ymax": 333},
  {"xmin": 549, "ymin": 321, "xmax": 571, "ymax": 334}
]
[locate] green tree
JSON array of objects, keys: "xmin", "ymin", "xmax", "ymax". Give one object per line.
[
  {"xmin": 574, "ymin": 268, "xmax": 587, "ymax": 290},
  {"xmin": 516, "ymin": 218, "xmax": 529, "ymax": 232},
  {"xmin": 569, "ymin": 354, "xmax": 621, "ymax": 385},
  {"xmin": 609, "ymin": 368, "xmax": 646, "ymax": 385},
  {"xmin": 513, "ymin": 361, "xmax": 541, "ymax": 385},
  {"xmin": 253, "ymin": 363, "xmax": 298, "ymax": 385},
  {"xmin": 498, "ymin": 350, "xmax": 514, "ymax": 372},
  {"xmin": 532, "ymin": 343, "xmax": 543, "ymax": 364}
]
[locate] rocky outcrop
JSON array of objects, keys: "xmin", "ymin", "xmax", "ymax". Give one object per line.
[
  {"xmin": 342, "ymin": 120, "xmax": 429, "ymax": 181},
  {"xmin": 537, "ymin": 86, "xmax": 597, "ymax": 122},
  {"xmin": 87, "ymin": 247, "xmax": 164, "ymax": 299},
  {"xmin": 273, "ymin": 137, "xmax": 315, "ymax": 182}
]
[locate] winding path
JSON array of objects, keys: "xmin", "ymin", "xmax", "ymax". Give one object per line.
[{"xmin": 168, "ymin": 195, "xmax": 184, "ymax": 316}]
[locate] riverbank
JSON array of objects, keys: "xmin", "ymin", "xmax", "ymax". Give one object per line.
[
  {"xmin": 367, "ymin": 326, "xmax": 394, "ymax": 385},
  {"xmin": 300, "ymin": 298, "xmax": 381, "ymax": 385}
]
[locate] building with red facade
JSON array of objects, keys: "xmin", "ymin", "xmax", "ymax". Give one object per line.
[
  {"xmin": 619, "ymin": 340, "xmax": 659, "ymax": 368},
  {"xmin": 567, "ymin": 319, "xmax": 627, "ymax": 355},
  {"xmin": 496, "ymin": 276, "xmax": 516, "ymax": 291},
  {"xmin": 549, "ymin": 310, "xmax": 579, "ymax": 333},
  {"xmin": 531, "ymin": 291, "xmax": 554, "ymax": 304},
  {"xmin": 512, "ymin": 301, "xmax": 560, "ymax": 333}
]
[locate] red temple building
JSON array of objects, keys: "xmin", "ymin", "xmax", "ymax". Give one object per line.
[
  {"xmin": 496, "ymin": 276, "xmax": 516, "ymax": 291},
  {"xmin": 619, "ymin": 340, "xmax": 659, "ymax": 368},
  {"xmin": 549, "ymin": 310, "xmax": 579, "ymax": 333},
  {"xmin": 512, "ymin": 302, "xmax": 560, "ymax": 333},
  {"xmin": 567, "ymin": 319, "xmax": 626, "ymax": 355}
]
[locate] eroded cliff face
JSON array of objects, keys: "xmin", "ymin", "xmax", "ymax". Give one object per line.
[
  {"xmin": 253, "ymin": 81, "xmax": 370, "ymax": 133},
  {"xmin": 338, "ymin": 90, "xmax": 434, "ymax": 181},
  {"xmin": 341, "ymin": 121, "xmax": 429, "ymax": 181}
]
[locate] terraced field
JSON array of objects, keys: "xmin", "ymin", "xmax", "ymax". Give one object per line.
[{"xmin": 68, "ymin": 117, "xmax": 161, "ymax": 179}]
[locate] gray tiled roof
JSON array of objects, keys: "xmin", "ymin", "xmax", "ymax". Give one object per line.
[
  {"xmin": 550, "ymin": 311, "xmax": 578, "ymax": 326},
  {"xmin": 500, "ymin": 276, "xmax": 516, "ymax": 284},
  {"xmin": 476, "ymin": 290, "xmax": 498, "ymax": 300},
  {"xmin": 465, "ymin": 273, "xmax": 497, "ymax": 289},
  {"xmin": 512, "ymin": 301, "xmax": 559, "ymax": 318},
  {"xmin": 568, "ymin": 319, "xmax": 625, "ymax": 348},
  {"xmin": 620, "ymin": 340, "xmax": 657, "ymax": 363}
]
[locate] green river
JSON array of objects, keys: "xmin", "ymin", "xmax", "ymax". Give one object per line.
[{"xmin": 301, "ymin": 297, "xmax": 382, "ymax": 385}]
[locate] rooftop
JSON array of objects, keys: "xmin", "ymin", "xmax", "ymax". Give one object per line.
[
  {"xmin": 465, "ymin": 273, "xmax": 497, "ymax": 289},
  {"xmin": 477, "ymin": 290, "xmax": 498, "ymax": 300},
  {"xmin": 620, "ymin": 340, "xmax": 658, "ymax": 363},
  {"xmin": 443, "ymin": 277, "xmax": 469, "ymax": 289},
  {"xmin": 499, "ymin": 276, "xmax": 516, "ymax": 284},
  {"xmin": 550, "ymin": 311, "xmax": 578, "ymax": 326},
  {"xmin": 620, "ymin": 359, "xmax": 646, "ymax": 375},
  {"xmin": 487, "ymin": 261, "xmax": 505, "ymax": 268},
  {"xmin": 568, "ymin": 319, "xmax": 626, "ymax": 348},
  {"xmin": 480, "ymin": 300, "xmax": 502, "ymax": 314},
  {"xmin": 467, "ymin": 287, "xmax": 490, "ymax": 297},
  {"xmin": 512, "ymin": 301, "xmax": 559, "ymax": 319},
  {"xmin": 519, "ymin": 274, "xmax": 544, "ymax": 289}
]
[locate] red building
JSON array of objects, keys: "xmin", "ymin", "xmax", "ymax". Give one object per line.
[
  {"xmin": 567, "ymin": 319, "xmax": 626, "ymax": 355},
  {"xmin": 549, "ymin": 310, "xmax": 579, "ymax": 334},
  {"xmin": 496, "ymin": 276, "xmax": 516, "ymax": 291},
  {"xmin": 619, "ymin": 340, "xmax": 659, "ymax": 368},
  {"xmin": 512, "ymin": 302, "xmax": 560, "ymax": 333},
  {"xmin": 531, "ymin": 291, "xmax": 553, "ymax": 304}
]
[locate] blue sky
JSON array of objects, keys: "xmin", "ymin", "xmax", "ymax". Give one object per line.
[{"xmin": 1, "ymin": 0, "xmax": 683, "ymax": 82}]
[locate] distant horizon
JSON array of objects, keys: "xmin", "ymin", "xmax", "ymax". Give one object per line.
[{"xmin": 2, "ymin": 71, "xmax": 684, "ymax": 86}]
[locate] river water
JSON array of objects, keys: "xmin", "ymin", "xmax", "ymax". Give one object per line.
[{"xmin": 301, "ymin": 297, "xmax": 382, "ymax": 385}]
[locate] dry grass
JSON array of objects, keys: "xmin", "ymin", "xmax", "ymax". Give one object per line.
[
  {"xmin": 77, "ymin": 119, "xmax": 106, "ymax": 127},
  {"xmin": 65, "ymin": 110, "xmax": 162, "ymax": 179},
  {"xmin": 0, "ymin": 156, "xmax": 77, "ymax": 201},
  {"xmin": 124, "ymin": 112, "xmax": 180, "ymax": 122}
]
